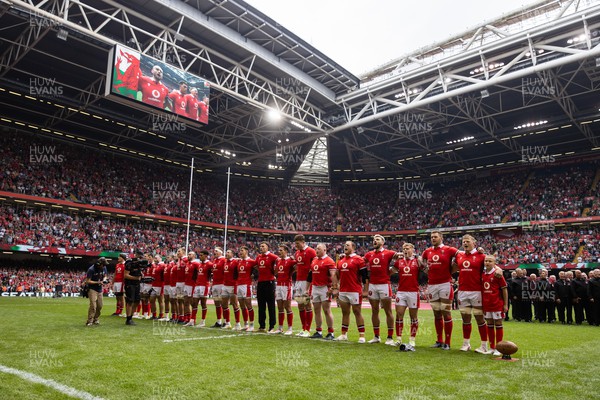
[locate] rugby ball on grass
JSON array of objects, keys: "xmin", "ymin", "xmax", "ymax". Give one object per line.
[{"xmin": 495, "ymin": 340, "xmax": 518, "ymax": 355}]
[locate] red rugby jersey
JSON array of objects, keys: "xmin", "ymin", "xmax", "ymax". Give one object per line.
[
  {"xmin": 310, "ymin": 256, "xmax": 336, "ymax": 287},
  {"xmin": 395, "ymin": 257, "xmax": 420, "ymax": 292},
  {"xmin": 421, "ymin": 245, "xmax": 459, "ymax": 285},
  {"xmin": 294, "ymin": 246, "xmax": 316, "ymax": 281},
  {"xmin": 456, "ymin": 250, "xmax": 486, "ymax": 291},
  {"xmin": 337, "ymin": 254, "xmax": 366, "ymax": 293},
  {"xmin": 364, "ymin": 248, "xmax": 397, "ymax": 285}
]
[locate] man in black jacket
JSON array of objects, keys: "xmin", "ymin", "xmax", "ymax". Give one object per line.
[
  {"xmin": 509, "ymin": 269, "xmax": 526, "ymax": 321},
  {"xmin": 555, "ymin": 271, "xmax": 573, "ymax": 324},
  {"xmin": 124, "ymin": 251, "xmax": 148, "ymax": 326},
  {"xmin": 86, "ymin": 257, "xmax": 108, "ymax": 326},
  {"xmin": 571, "ymin": 270, "xmax": 588, "ymax": 325},
  {"xmin": 547, "ymin": 275, "xmax": 557, "ymax": 323},
  {"xmin": 587, "ymin": 269, "xmax": 600, "ymax": 326}
]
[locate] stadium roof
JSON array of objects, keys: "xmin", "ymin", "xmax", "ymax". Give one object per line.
[{"xmin": 0, "ymin": 0, "xmax": 599, "ymax": 185}]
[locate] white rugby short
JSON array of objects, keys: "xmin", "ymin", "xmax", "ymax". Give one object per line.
[
  {"xmin": 458, "ymin": 291, "xmax": 482, "ymax": 308},
  {"xmin": 395, "ymin": 291, "xmax": 419, "ymax": 308},
  {"xmin": 310, "ymin": 285, "xmax": 330, "ymax": 303},
  {"xmin": 428, "ymin": 282, "xmax": 452, "ymax": 301},
  {"xmin": 338, "ymin": 292, "xmax": 360, "ymax": 305},
  {"xmin": 368, "ymin": 283, "xmax": 392, "ymax": 300}
]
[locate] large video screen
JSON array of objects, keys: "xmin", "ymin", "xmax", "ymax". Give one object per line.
[{"xmin": 107, "ymin": 44, "xmax": 211, "ymax": 124}]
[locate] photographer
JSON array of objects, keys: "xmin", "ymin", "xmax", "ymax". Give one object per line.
[
  {"xmin": 86, "ymin": 257, "xmax": 108, "ymax": 326},
  {"xmin": 124, "ymin": 250, "xmax": 149, "ymax": 326}
]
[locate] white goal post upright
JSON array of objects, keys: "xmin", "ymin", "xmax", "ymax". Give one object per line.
[
  {"xmin": 223, "ymin": 167, "xmax": 231, "ymax": 254},
  {"xmin": 185, "ymin": 158, "xmax": 194, "ymax": 255}
]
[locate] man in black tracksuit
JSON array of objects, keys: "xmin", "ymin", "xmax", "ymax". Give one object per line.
[{"xmin": 556, "ymin": 271, "xmax": 573, "ymax": 324}]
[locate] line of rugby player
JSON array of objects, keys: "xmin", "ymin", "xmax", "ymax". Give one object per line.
[{"xmin": 111, "ymin": 232, "xmax": 508, "ymax": 354}]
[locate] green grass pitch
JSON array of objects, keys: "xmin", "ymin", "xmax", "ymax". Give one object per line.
[{"xmin": 0, "ymin": 297, "xmax": 598, "ymax": 400}]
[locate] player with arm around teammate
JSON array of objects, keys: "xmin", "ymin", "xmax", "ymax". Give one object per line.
[{"xmin": 333, "ymin": 241, "xmax": 368, "ymax": 343}]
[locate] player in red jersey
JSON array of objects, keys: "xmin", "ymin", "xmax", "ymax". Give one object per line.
[
  {"xmin": 137, "ymin": 65, "xmax": 170, "ymax": 108},
  {"xmin": 236, "ymin": 246, "xmax": 257, "ymax": 331},
  {"xmin": 111, "ymin": 253, "xmax": 126, "ymax": 316},
  {"xmin": 308, "ymin": 243, "xmax": 337, "ymax": 340},
  {"xmin": 222, "ymin": 249, "xmax": 242, "ymax": 330},
  {"xmin": 211, "ymin": 248, "xmax": 227, "ymax": 328},
  {"xmin": 167, "ymin": 81, "xmax": 189, "ymax": 116},
  {"xmin": 191, "ymin": 250, "xmax": 213, "ymax": 327},
  {"xmin": 168, "ymin": 255, "xmax": 179, "ymax": 322},
  {"xmin": 391, "ymin": 243, "xmax": 424, "ymax": 351},
  {"xmin": 455, "ymin": 235, "xmax": 489, "ymax": 353},
  {"xmin": 159, "ymin": 254, "xmax": 173, "ymax": 321},
  {"xmin": 364, "ymin": 234, "xmax": 399, "ymax": 345},
  {"xmin": 421, "ymin": 231, "xmax": 460, "ymax": 350},
  {"xmin": 255, "ymin": 242, "xmax": 279, "ymax": 333},
  {"xmin": 185, "ymin": 88, "xmax": 200, "ymax": 121},
  {"xmin": 333, "ymin": 241, "xmax": 367, "ymax": 343},
  {"xmin": 150, "ymin": 255, "xmax": 165, "ymax": 320},
  {"xmin": 175, "ymin": 247, "xmax": 187, "ymax": 324},
  {"xmin": 270, "ymin": 244, "xmax": 297, "ymax": 335},
  {"xmin": 198, "ymin": 93, "xmax": 209, "ymax": 124},
  {"xmin": 293, "ymin": 234, "xmax": 317, "ymax": 337},
  {"xmin": 482, "ymin": 255, "xmax": 508, "ymax": 356},
  {"xmin": 181, "ymin": 251, "xmax": 197, "ymax": 325}
]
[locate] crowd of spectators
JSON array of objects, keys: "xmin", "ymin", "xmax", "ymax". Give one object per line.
[
  {"xmin": 2, "ymin": 133, "xmax": 599, "ymax": 233},
  {"xmin": 0, "ymin": 267, "xmax": 86, "ymax": 295},
  {"xmin": 1, "ymin": 201, "xmax": 599, "ymax": 264}
]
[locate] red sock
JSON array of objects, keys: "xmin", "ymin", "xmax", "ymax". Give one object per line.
[
  {"xmin": 387, "ymin": 328, "xmax": 394, "ymax": 339},
  {"xmin": 478, "ymin": 322, "xmax": 488, "ymax": 341},
  {"xmin": 463, "ymin": 323, "xmax": 472, "ymax": 340},
  {"xmin": 159, "ymin": 313, "xmax": 164, "ymax": 319},
  {"xmin": 410, "ymin": 319, "xmax": 418, "ymax": 337},
  {"xmin": 248, "ymin": 308, "xmax": 254, "ymax": 322},
  {"xmin": 495, "ymin": 325, "xmax": 503, "ymax": 343},
  {"xmin": 396, "ymin": 319, "xmax": 403, "ymax": 337},
  {"xmin": 223, "ymin": 308, "xmax": 230, "ymax": 323},
  {"xmin": 216, "ymin": 306, "xmax": 222, "ymax": 320},
  {"xmin": 373, "ymin": 326, "xmax": 380, "ymax": 337},
  {"xmin": 299, "ymin": 309, "xmax": 306, "ymax": 330},
  {"xmin": 358, "ymin": 325, "xmax": 365, "ymax": 333},
  {"xmin": 286, "ymin": 311, "xmax": 293, "ymax": 327},
  {"xmin": 185, "ymin": 313, "xmax": 190, "ymax": 323},
  {"xmin": 487, "ymin": 325, "xmax": 496, "ymax": 349},
  {"xmin": 242, "ymin": 308, "xmax": 248, "ymax": 323},
  {"xmin": 305, "ymin": 309, "xmax": 313, "ymax": 331},
  {"xmin": 152, "ymin": 312, "xmax": 156, "ymax": 318},
  {"xmin": 146, "ymin": 303, "xmax": 151, "ymax": 314},
  {"xmin": 192, "ymin": 308, "xmax": 198, "ymax": 321},
  {"xmin": 342, "ymin": 324, "xmax": 349, "ymax": 334},
  {"xmin": 443, "ymin": 316, "xmax": 453, "ymax": 345},
  {"xmin": 316, "ymin": 327, "xmax": 322, "ymax": 333},
  {"xmin": 278, "ymin": 311, "xmax": 285, "ymax": 327},
  {"xmin": 201, "ymin": 307, "xmax": 207, "ymax": 320},
  {"xmin": 234, "ymin": 308, "xmax": 240, "ymax": 323},
  {"xmin": 434, "ymin": 317, "xmax": 444, "ymax": 343},
  {"xmin": 136, "ymin": 303, "xmax": 142, "ymax": 313},
  {"xmin": 328, "ymin": 327, "xmax": 334, "ymax": 334},
  {"xmin": 172, "ymin": 313, "xmax": 178, "ymax": 320}
]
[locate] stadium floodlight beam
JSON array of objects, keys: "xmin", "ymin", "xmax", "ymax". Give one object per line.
[{"xmin": 267, "ymin": 109, "xmax": 282, "ymax": 121}]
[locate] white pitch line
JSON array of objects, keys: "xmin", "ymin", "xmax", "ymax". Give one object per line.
[
  {"xmin": 0, "ymin": 364, "xmax": 105, "ymax": 400},
  {"xmin": 163, "ymin": 333, "xmax": 248, "ymax": 343}
]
